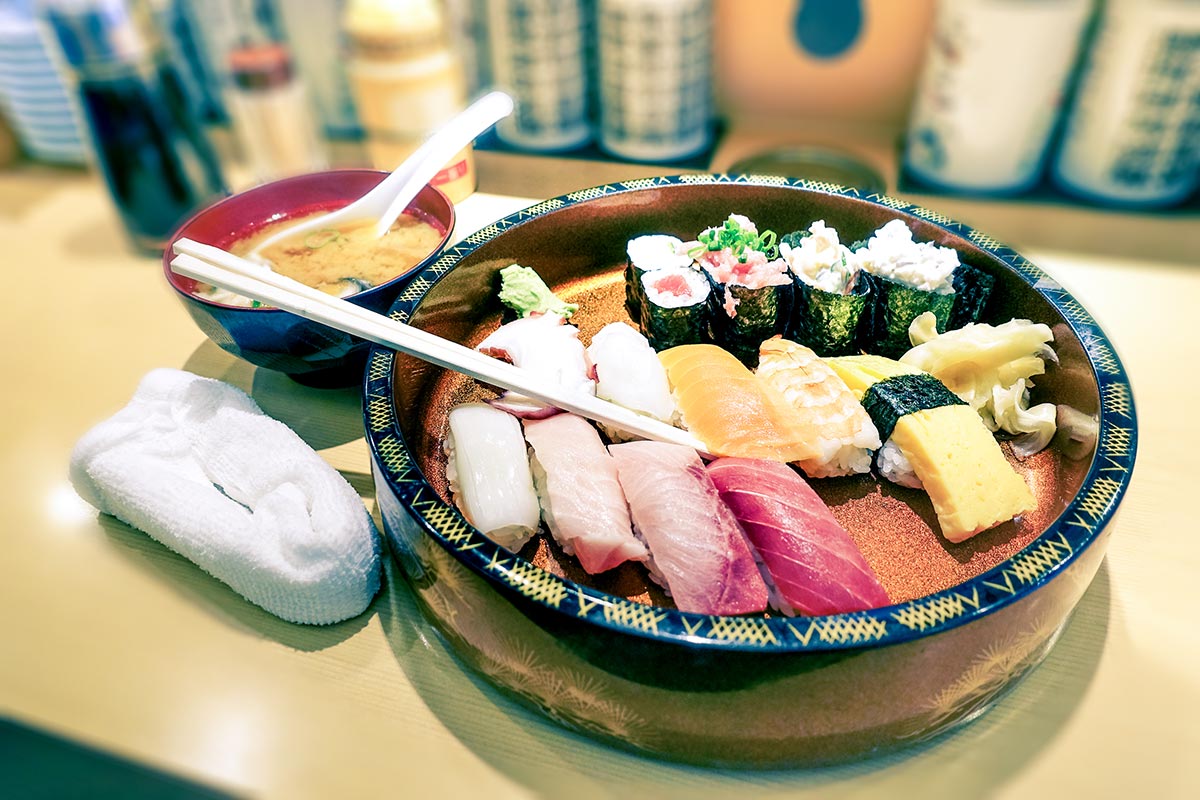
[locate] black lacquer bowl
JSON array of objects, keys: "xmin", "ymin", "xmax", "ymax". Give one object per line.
[{"xmin": 363, "ymin": 175, "xmax": 1136, "ymax": 766}]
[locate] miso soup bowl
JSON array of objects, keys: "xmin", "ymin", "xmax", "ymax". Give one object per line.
[
  {"xmin": 363, "ymin": 175, "xmax": 1137, "ymax": 766},
  {"xmin": 164, "ymin": 169, "xmax": 454, "ymax": 388}
]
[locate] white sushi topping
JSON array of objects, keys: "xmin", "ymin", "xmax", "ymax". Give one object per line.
[
  {"xmin": 854, "ymin": 219, "xmax": 959, "ymax": 294},
  {"xmin": 587, "ymin": 322, "xmax": 677, "ymax": 423},
  {"xmin": 477, "ymin": 313, "xmax": 596, "ymax": 410},
  {"xmin": 779, "ymin": 219, "xmax": 858, "ymax": 294},
  {"xmin": 627, "ymin": 234, "xmax": 694, "ymax": 271}
]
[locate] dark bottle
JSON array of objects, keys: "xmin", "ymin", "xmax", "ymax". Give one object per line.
[{"xmin": 41, "ymin": 0, "xmax": 227, "ymax": 255}]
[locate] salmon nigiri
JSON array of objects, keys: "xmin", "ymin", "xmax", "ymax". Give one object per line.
[{"xmin": 658, "ymin": 344, "xmax": 818, "ymax": 462}]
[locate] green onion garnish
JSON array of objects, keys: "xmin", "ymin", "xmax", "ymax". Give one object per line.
[{"xmin": 304, "ymin": 228, "xmax": 342, "ymax": 249}]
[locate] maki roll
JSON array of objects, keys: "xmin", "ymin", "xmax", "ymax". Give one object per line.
[
  {"xmin": 779, "ymin": 220, "xmax": 870, "ymax": 356},
  {"xmin": 625, "ymin": 234, "xmax": 693, "ymax": 323},
  {"xmin": 854, "ymin": 220, "xmax": 959, "ymax": 358},
  {"xmin": 948, "ymin": 262, "xmax": 996, "ymax": 330},
  {"xmin": 638, "ymin": 265, "xmax": 711, "ymax": 351},
  {"xmin": 689, "ymin": 215, "xmax": 791, "ymax": 367}
]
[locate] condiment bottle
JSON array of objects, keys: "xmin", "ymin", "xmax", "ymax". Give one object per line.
[
  {"xmin": 1051, "ymin": 0, "xmax": 1200, "ymax": 208},
  {"xmin": 226, "ymin": 41, "xmax": 326, "ymax": 182},
  {"xmin": 342, "ymin": 0, "xmax": 476, "ymax": 203},
  {"xmin": 40, "ymin": 0, "xmax": 227, "ymax": 254}
]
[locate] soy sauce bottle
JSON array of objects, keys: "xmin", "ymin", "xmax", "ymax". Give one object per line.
[{"xmin": 41, "ymin": 0, "xmax": 227, "ymax": 254}]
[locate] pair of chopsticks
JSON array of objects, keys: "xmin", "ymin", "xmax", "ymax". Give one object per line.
[{"xmin": 170, "ymin": 238, "xmax": 711, "ymax": 454}]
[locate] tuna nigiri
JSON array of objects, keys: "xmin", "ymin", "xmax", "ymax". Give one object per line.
[
  {"xmin": 522, "ymin": 414, "xmax": 647, "ymax": 574},
  {"xmin": 445, "ymin": 403, "xmax": 540, "ymax": 551},
  {"xmin": 658, "ymin": 344, "xmax": 819, "ymax": 462},
  {"xmin": 707, "ymin": 458, "xmax": 889, "ymax": 615},
  {"xmin": 609, "ymin": 441, "xmax": 768, "ymax": 615},
  {"xmin": 755, "ymin": 338, "xmax": 881, "ymax": 478}
]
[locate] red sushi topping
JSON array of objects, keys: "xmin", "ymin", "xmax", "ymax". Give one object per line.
[{"xmin": 651, "ymin": 273, "xmax": 694, "ymax": 297}]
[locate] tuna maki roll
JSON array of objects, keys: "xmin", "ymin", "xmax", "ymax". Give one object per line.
[
  {"xmin": 779, "ymin": 220, "xmax": 870, "ymax": 356},
  {"xmin": 625, "ymin": 234, "xmax": 693, "ymax": 323},
  {"xmin": 639, "ymin": 265, "xmax": 711, "ymax": 351},
  {"xmin": 688, "ymin": 215, "xmax": 791, "ymax": 367},
  {"xmin": 854, "ymin": 220, "xmax": 959, "ymax": 358}
]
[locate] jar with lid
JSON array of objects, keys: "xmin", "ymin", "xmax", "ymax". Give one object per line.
[
  {"xmin": 343, "ymin": 0, "xmax": 476, "ymax": 203},
  {"xmin": 226, "ymin": 41, "xmax": 326, "ymax": 182},
  {"xmin": 40, "ymin": 0, "xmax": 227, "ymax": 254}
]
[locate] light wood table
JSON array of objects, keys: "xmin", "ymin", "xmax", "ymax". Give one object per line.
[{"xmin": 1, "ymin": 165, "xmax": 1197, "ymax": 798}]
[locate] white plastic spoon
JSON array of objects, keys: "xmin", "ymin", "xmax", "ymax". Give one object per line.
[{"xmin": 247, "ymin": 90, "xmax": 514, "ymax": 261}]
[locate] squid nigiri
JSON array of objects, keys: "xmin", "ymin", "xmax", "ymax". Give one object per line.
[
  {"xmin": 445, "ymin": 403, "xmax": 540, "ymax": 551},
  {"xmin": 609, "ymin": 440, "xmax": 768, "ymax": 615},
  {"xmin": 658, "ymin": 344, "xmax": 819, "ymax": 462},
  {"xmin": 707, "ymin": 457, "xmax": 889, "ymax": 615},
  {"xmin": 522, "ymin": 414, "xmax": 647, "ymax": 574}
]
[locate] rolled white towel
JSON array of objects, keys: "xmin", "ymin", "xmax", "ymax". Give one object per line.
[{"xmin": 70, "ymin": 368, "xmax": 381, "ymax": 625}]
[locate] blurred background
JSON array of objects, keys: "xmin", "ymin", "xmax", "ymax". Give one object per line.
[{"xmin": 1, "ymin": 0, "xmax": 1197, "ymax": 260}]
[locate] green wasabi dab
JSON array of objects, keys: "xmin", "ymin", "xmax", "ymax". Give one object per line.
[{"xmin": 498, "ymin": 264, "xmax": 578, "ymax": 319}]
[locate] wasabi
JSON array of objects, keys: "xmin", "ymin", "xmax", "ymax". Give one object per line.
[{"xmin": 498, "ymin": 264, "xmax": 578, "ymax": 319}]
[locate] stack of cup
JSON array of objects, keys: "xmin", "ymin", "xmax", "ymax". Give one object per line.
[
  {"xmin": 596, "ymin": 0, "xmax": 713, "ymax": 163},
  {"xmin": 486, "ymin": 0, "xmax": 591, "ymax": 152}
]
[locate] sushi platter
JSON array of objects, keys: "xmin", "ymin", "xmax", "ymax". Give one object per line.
[{"xmin": 364, "ymin": 175, "xmax": 1136, "ymax": 765}]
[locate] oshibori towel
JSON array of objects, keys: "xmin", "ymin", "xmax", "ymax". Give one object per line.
[{"xmin": 69, "ymin": 368, "xmax": 381, "ymax": 625}]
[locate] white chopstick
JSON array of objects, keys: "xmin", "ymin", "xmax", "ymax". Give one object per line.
[{"xmin": 170, "ymin": 238, "xmax": 712, "ymax": 454}]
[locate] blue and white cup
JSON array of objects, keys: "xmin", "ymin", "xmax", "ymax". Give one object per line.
[
  {"xmin": 1052, "ymin": 0, "xmax": 1200, "ymax": 208},
  {"xmin": 486, "ymin": 0, "xmax": 591, "ymax": 152},
  {"xmin": 596, "ymin": 0, "xmax": 713, "ymax": 163}
]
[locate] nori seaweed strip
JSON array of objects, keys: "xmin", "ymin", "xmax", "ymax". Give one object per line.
[
  {"xmin": 788, "ymin": 274, "xmax": 870, "ymax": 356},
  {"xmin": 861, "ymin": 373, "xmax": 966, "ymax": 442},
  {"xmin": 948, "ymin": 263, "xmax": 996, "ymax": 329},
  {"xmin": 625, "ymin": 260, "xmax": 649, "ymax": 322},
  {"xmin": 707, "ymin": 280, "xmax": 793, "ymax": 367},
  {"xmin": 858, "ymin": 272, "xmax": 955, "ymax": 358}
]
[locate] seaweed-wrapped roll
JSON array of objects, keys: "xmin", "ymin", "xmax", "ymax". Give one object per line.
[
  {"xmin": 689, "ymin": 215, "xmax": 791, "ymax": 367},
  {"xmin": 625, "ymin": 235, "xmax": 693, "ymax": 323},
  {"xmin": 779, "ymin": 220, "xmax": 869, "ymax": 356},
  {"xmin": 854, "ymin": 220, "xmax": 960, "ymax": 358},
  {"xmin": 639, "ymin": 266, "xmax": 711, "ymax": 351}
]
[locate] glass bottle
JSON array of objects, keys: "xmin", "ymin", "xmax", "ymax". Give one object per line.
[{"xmin": 40, "ymin": 0, "xmax": 228, "ymax": 254}]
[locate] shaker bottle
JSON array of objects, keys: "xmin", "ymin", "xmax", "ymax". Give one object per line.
[
  {"xmin": 343, "ymin": 0, "xmax": 476, "ymax": 203},
  {"xmin": 40, "ymin": 0, "xmax": 228, "ymax": 254}
]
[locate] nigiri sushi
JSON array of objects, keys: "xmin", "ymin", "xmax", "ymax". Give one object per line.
[
  {"xmin": 755, "ymin": 338, "xmax": 881, "ymax": 478},
  {"xmin": 707, "ymin": 457, "xmax": 889, "ymax": 615},
  {"xmin": 609, "ymin": 441, "xmax": 768, "ymax": 615},
  {"xmin": 586, "ymin": 321, "xmax": 676, "ymax": 425},
  {"xmin": 658, "ymin": 344, "xmax": 819, "ymax": 462},
  {"xmin": 444, "ymin": 403, "xmax": 540, "ymax": 551},
  {"xmin": 827, "ymin": 355, "xmax": 1036, "ymax": 543},
  {"xmin": 476, "ymin": 312, "xmax": 595, "ymax": 416},
  {"xmin": 523, "ymin": 414, "xmax": 647, "ymax": 574}
]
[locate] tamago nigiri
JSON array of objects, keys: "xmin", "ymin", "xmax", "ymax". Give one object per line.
[{"xmin": 827, "ymin": 355, "xmax": 1036, "ymax": 543}]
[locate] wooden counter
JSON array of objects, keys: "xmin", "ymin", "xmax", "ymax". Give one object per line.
[{"xmin": 1, "ymin": 159, "xmax": 1196, "ymax": 798}]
